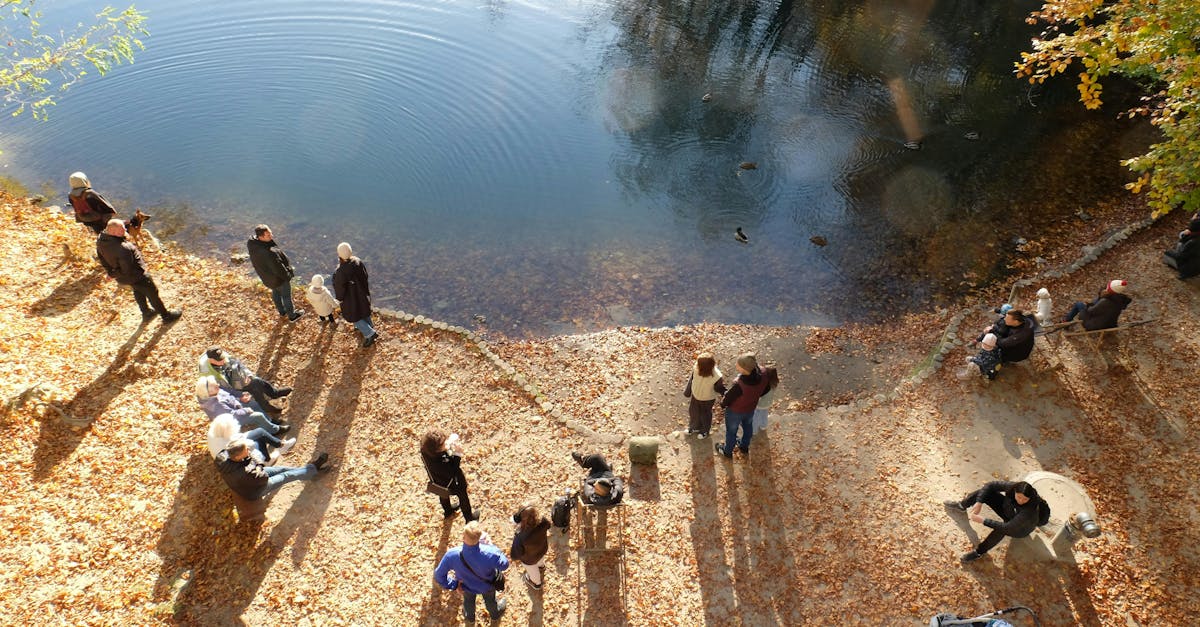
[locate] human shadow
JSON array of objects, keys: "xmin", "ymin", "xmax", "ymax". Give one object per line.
[
  {"xmin": 286, "ymin": 345, "xmax": 374, "ymax": 566},
  {"xmin": 277, "ymin": 323, "xmax": 336, "ymax": 433},
  {"xmin": 28, "ymin": 269, "xmax": 105, "ymax": 316},
  {"xmin": 35, "ymin": 323, "xmax": 165, "ymax": 480},
  {"xmin": 943, "ymin": 504, "xmax": 982, "ymax": 547},
  {"xmin": 253, "ymin": 317, "xmax": 292, "ymax": 383},
  {"xmin": 686, "ymin": 435, "xmax": 737, "ymax": 625},
  {"xmin": 962, "ymin": 547, "xmax": 1102, "ymax": 626},
  {"xmin": 418, "ymin": 522, "xmax": 460, "ymax": 625},
  {"xmin": 579, "ymin": 550, "xmax": 625, "ymax": 626}
]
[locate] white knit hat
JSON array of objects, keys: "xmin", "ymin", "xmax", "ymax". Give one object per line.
[
  {"xmin": 69, "ymin": 171, "xmax": 90, "ymax": 189},
  {"xmin": 1108, "ymin": 279, "xmax": 1128, "ymax": 294},
  {"xmin": 981, "ymin": 333, "xmax": 998, "ymax": 350},
  {"xmin": 337, "ymin": 242, "xmax": 353, "ymax": 260},
  {"xmin": 311, "ymin": 274, "xmax": 324, "ymax": 288}
]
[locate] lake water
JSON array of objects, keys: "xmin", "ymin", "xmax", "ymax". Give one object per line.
[{"xmin": 0, "ymin": 0, "xmax": 1148, "ymax": 336}]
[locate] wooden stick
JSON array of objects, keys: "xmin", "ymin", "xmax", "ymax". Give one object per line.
[{"xmin": 1060, "ymin": 318, "xmax": 1157, "ymax": 338}]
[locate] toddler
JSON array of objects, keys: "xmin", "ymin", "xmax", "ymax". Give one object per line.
[
  {"xmin": 305, "ymin": 274, "xmax": 339, "ymax": 324},
  {"xmin": 968, "ymin": 333, "xmax": 1002, "ymax": 380}
]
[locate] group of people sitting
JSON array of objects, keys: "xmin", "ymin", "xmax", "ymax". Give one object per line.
[
  {"xmin": 964, "ymin": 278, "xmax": 1134, "ymax": 380},
  {"xmin": 196, "ymin": 345, "xmax": 332, "ymax": 502}
]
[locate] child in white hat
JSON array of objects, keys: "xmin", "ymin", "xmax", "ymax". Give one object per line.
[
  {"xmin": 305, "ymin": 274, "xmax": 339, "ymax": 324},
  {"xmin": 968, "ymin": 333, "xmax": 1002, "ymax": 380}
]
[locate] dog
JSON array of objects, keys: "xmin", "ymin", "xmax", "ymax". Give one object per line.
[{"xmin": 124, "ymin": 209, "xmax": 153, "ymax": 250}]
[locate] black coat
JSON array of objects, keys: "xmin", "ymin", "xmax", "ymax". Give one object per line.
[
  {"xmin": 1079, "ymin": 291, "xmax": 1131, "ymax": 331},
  {"xmin": 971, "ymin": 481, "xmax": 1048, "ymax": 539},
  {"xmin": 993, "ymin": 316, "xmax": 1035, "ymax": 363},
  {"xmin": 96, "ymin": 232, "xmax": 147, "ymax": 285},
  {"xmin": 1166, "ymin": 235, "xmax": 1200, "ymax": 279},
  {"xmin": 215, "ymin": 451, "xmax": 268, "ymax": 500},
  {"xmin": 423, "ymin": 450, "xmax": 467, "ymax": 490},
  {"xmin": 246, "ymin": 237, "xmax": 295, "ymax": 289},
  {"xmin": 333, "ymin": 256, "xmax": 372, "ymax": 322}
]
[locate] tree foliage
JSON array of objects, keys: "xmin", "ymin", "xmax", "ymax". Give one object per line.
[
  {"xmin": 1016, "ymin": 0, "xmax": 1200, "ymax": 215},
  {"xmin": 0, "ymin": 1, "xmax": 147, "ymax": 120}
]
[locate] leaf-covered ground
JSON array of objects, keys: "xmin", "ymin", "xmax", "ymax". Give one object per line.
[{"xmin": 0, "ymin": 194, "xmax": 1197, "ymax": 625}]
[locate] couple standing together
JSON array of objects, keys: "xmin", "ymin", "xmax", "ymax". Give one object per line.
[{"xmin": 685, "ymin": 352, "xmax": 779, "ymax": 458}]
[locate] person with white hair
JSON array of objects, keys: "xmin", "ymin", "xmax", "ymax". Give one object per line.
[
  {"xmin": 195, "ymin": 375, "xmax": 288, "ymax": 434},
  {"xmin": 207, "ymin": 413, "xmax": 295, "ymax": 464},
  {"xmin": 95, "ymin": 218, "xmax": 182, "ymax": 324},
  {"xmin": 198, "ymin": 346, "xmax": 292, "ymax": 417},
  {"xmin": 1062, "ymin": 279, "xmax": 1132, "ymax": 331},
  {"xmin": 305, "ymin": 274, "xmax": 339, "ymax": 324},
  {"xmin": 67, "ymin": 171, "xmax": 117, "ymax": 234},
  {"xmin": 332, "ymin": 242, "xmax": 380, "ymax": 347}
]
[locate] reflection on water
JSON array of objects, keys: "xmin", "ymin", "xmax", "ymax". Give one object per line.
[{"xmin": 0, "ymin": 0, "xmax": 1149, "ymax": 336}]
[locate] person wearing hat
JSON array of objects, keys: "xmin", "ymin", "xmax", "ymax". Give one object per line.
[
  {"xmin": 198, "ymin": 346, "xmax": 292, "ymax": 417},
  {"xmin": 95, "ymin": 218, "xmax": 182, "ymax": 324},
  {"xmin": 978, "ymin": 308, "xmax": 1036, "ymax": 364},
  {"xmin": 1062, "ymin": 279, "xmax": 1132, "ymax": 331},
  {"xmin": 304, "ymin": 274, "xmax": 339, "ymax": 324},
  {"xmin": 1164, "ymin": 214, "xmax": 1200, "ymax": 279},
  {"xmin": 945, "ymin": 480, "xmax": 1050, "ymax": 563},
  {"xmin": 967, "ymin": 332, "xmax": 1002, "ymax": 380},
  {"xmin": 67, "ymin": 171, "xmax": 117, "ymax": 234},
  {"xmin": 572, "ymin": 451, "xmax": 624, "ymax": 506},
  {"xmin": 332, "ymin": 242, "xmax": 380, "ymax": 347},
  {"xmin": 247, "ymin": 224, "xmax": 304, "ymax": 322}
]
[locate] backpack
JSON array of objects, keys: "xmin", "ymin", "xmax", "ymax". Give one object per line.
[{"xmin": 551, "ymin": 493, "xmax": 575, "ymax": 533}]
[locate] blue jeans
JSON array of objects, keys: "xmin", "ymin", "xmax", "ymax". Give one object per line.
[
  {"xmin": 1063, "ymin": 301, "xmax": 1087, "ymax": 322},
  {"xmin": 462, "ymin": 590, "xmax": 500, "ymax": 623},
  {"xmin": 353, "ymin": 316, "xmax": 376, "ymax": 339},
  {"xmin": 236, "ymin": 411, "xmax": 281, "ymax": 434},
  {"xmin": 270, "ymin": 281, "xmax": 296, "ymax": 317},
  {"xmin": 243, "ymin": 428, "xmax": 282, "ymax": 458},
  {"xmin": 720, "ymin": 410, "xmax": 755, "ymax": 456},
  {"xmin": 259, "ymin": 463, "xmax": 316, "ymax": 498}
]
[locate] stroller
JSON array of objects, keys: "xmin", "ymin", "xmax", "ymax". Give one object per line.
[{"xmin": 929, "ymin": 606, "xmax": 1040, "ymax": 627}]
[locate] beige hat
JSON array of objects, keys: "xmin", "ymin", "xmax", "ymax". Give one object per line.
[
  {"xmin": 1107, "ymin": 279, "xmax": 1128, "ymax": 294},
  {"xmin": 337, "ymin": 242, "xmax": 353, "ymax": 260},
  {"xmin": 69, "ymin": 171, "xmax": 90, "ymax": 189},
  {"xmin": 311, "ymin": 274, "xmax": 325, "ymax": 288}
]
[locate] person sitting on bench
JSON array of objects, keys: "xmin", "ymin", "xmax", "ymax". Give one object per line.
[
  {"xmin": 571, "ymin": 452, "xmax": 624, "ymax": 506},
  {"xmin": 1062, "ymin": 279, "xmax": 1131, "ymax": 331},
  {"xmin": 1164, "ymin": 215, "xmax": 1200, "ymax": 280},
  {"xmin": 979, "ymin": 308, "xmax": 1036, "ymax": 364}
]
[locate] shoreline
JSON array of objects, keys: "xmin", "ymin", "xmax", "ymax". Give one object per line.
[{"xmin": 3, "ymin": 190, "xmax": 1197, "ymax": 624}]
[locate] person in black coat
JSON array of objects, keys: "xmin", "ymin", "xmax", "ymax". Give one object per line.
[
  {"xmin": 572, "ymin": 452, "xmax": 625, "ymax": 506},
  {"xmin": 984, "ymin": 309, "xmax": 1035, "ymax": 363},
  {"xmin": 95, "ymin": 219, "xmax": 181, "ymax": 324},
  {"xmin": 1163, "ymin": 215, "xmax": 1200, "ymax": 279},
  {"xmin": 1062, "ymin": 279, "xmax": 1132, "ymax": 331},
  {"xmin": 68, "ymin": 172, "xmax": 117, "ymax": 234},
  {"xmin": 333, "ymin": 242, "xmax": 379, "ymax": 348},
  {"xmin": 247, "ymin": 224, "xmax": 303, "ymax": 321},
  {"xmin": 215, "ymin": 438, "xmax": 329, "ymax": 501},
  {"xmin": 946, "ymin": 480, "xmax": 1050, "ymax": 562},
  {"xmin": 420, "ymin": 429, "xmax": 479, "ymax": 521}
]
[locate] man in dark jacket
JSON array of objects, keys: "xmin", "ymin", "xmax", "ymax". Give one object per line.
[
  {"xmin": 571, "ymin": 452, "xmax": 624, "ymax": 506},
  {"xmin": 201, "ymin": 346, "xmax": 293, "ymax": 418},
  {"xmin": 333, "ymin": 242, "xmax": 379, "ymax": 347},
  {"xmin": 1062, "ymin": 279, "xmax": 1132, "ymax": 331},
  {"xmin": 988, "ymin": 309, "xmax": 1035, "ymax": 363},
  {"xmin": 96, "ymin": 219, "xmax": 182, "ymax": 324},
  {"xmin": 1164, "ymin": 216, "xmax": 1200, "ymax": 279},
  {"xmin": 247, "ymin": 224, "xmax": 303, "ymax": 321},
  {"xmin": 216, "ymin": 439, "xmax": 329, "ymax": 501},
  {"xmin": 945, "ymin": 480, "xmax": 1050, "ymax": 562}
]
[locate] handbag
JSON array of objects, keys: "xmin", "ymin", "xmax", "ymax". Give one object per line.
[
  {"xmin": 425, "ymin": 480, "xmax": 451, "ymax": 498},
  {"xmin": 683, "ymin": 373, "xmax": 693, "ymax": 398},
  {"xmin": 459, "ymin": 552, "xmax": 506, "ymax": 591}
]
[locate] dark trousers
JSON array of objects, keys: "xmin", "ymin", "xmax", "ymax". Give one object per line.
[
  {"xmin": 440, "ymin": 484, "xmax": 476, "ymax": 521},
  {"xmin": 130, "ymin": 276, "xmax": 168, "ymax": 316},
  {"xmin": 960, "ymin": 489, "xmax": 1013, "ymax": 555},
  {"xmin": 244, "ymin": 427, "xmax": 282, "ymax": 458},
  {"xmin": 243, "ymin": 377, "xmax": 286, "ymax": 415},
  {"xmin": 580, "ymin": 453, "xmax": 612, "ymax": 474},
  {"xmin": 688, "ymin": 398, "xmax": 716, "ymax": 435}
]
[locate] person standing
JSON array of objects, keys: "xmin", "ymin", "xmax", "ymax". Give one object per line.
[
  {"xmin": 68, "ymin": 171, "xmax": 117, "ymax": 234},
  {"xmin": 683, "ymin": 352, "xmax": 726, "ymax": 439},
  {"xmin": 420, "ymin": 429, "xmax": 480, "ymax": 521},
  {"xmin": 247, "ymin": 224, "xmax": 303, "ymax": 322},
  {"xmin": 716, "ymin": 353, "xmax": 771, "ymax": 458},
  {"xmin": 333, "ymin": 242, "xmax": 380, "ymax": 347},
  {"xmin": 95, "ymin": 219, "xmax": 182, "ymax": 324},
  {"xmin": 945, "ymin": 480, "xmax": 1050, "ymax": 563},
  {"xmin": 510, "ymin": 503, "xmax": 552, "ymax": 590},
  {"xmin": 305, "ymin": 274, "xmax": 339, "ymax": 324},
  {"xmin": 434, "ymin": 521, "xmax": 509, "ymax": 626}
]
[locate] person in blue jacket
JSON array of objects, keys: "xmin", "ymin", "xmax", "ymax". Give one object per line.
[{"xmin": 434, "ymin": 521, "xmax": 509, "ymax": 625}]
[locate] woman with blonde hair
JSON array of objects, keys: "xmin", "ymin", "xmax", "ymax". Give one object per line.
[{"xmin": 510, "ymin": 502, "xmax": 552, "ymax": 590}]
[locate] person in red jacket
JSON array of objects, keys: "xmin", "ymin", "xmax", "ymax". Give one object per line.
[
  {"xmin": 67, "ymin": 171, "xmax": 117, "ymax": 234},
  {"xmin": 716, "ymin": 353, "xmax": 772, "ymax": 458}
]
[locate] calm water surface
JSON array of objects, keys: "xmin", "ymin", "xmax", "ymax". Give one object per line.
[{"xmin": 1, "ymin": 0, "xmax": 1146, "ymax": 335}]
